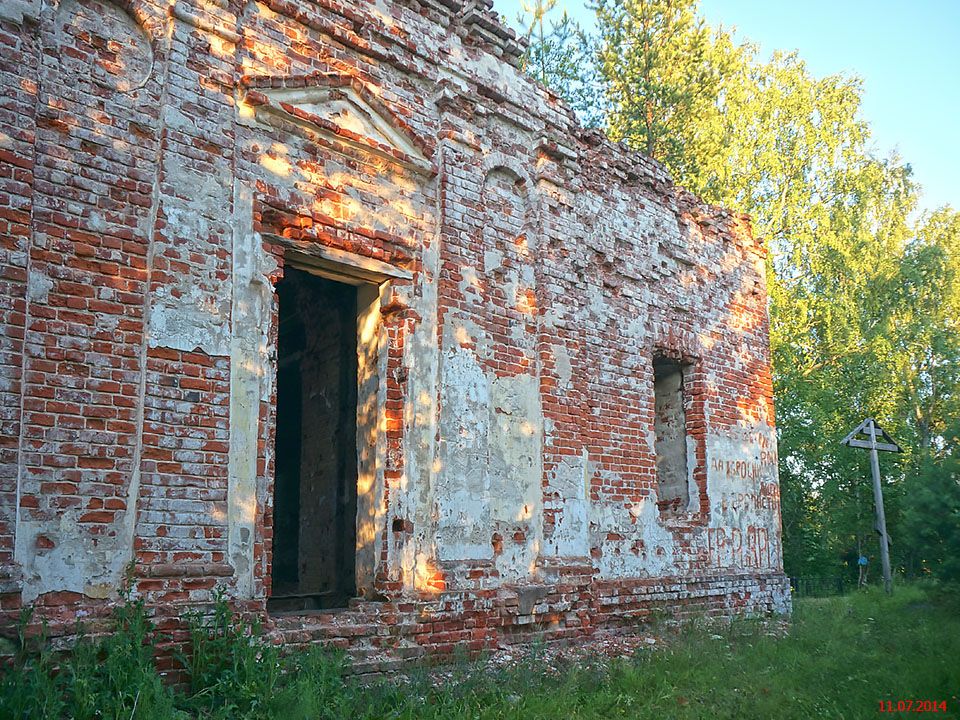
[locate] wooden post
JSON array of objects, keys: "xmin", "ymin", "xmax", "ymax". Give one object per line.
[
  {"xmin": 841, "ymin": 417, "xmax": 902, "ymax": 595},
  {"xmin": 868, "ymin": 420, "xmax": 893, "ymax": 594}
]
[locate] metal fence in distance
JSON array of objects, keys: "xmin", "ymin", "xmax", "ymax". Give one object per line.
[{"xmin": 789, "ymin": 576, "xmax": 852, "ymax": 598}]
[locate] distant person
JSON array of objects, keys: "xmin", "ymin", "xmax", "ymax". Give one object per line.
[{"xmin": 858, "ymin": 555, "xmax": 869, "ymax": 588}]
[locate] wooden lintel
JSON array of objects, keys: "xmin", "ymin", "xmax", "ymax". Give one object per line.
[{"xmin": 264, "ymin": 233, "xmax": 413, "ymax": 285}]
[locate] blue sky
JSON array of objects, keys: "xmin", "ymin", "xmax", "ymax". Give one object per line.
[{"xmin": 491, "ymin": 0, "xmax": 958, "ymax": 213}]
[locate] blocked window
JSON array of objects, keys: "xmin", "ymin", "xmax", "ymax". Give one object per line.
[{"xmin": 653, "ymin": 357, "xmax": 690, "ymax": 514}]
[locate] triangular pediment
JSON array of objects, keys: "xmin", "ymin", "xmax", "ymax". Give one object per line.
[{"xmin": 242, "ymin": 74, "xmax": 433, "ymax": 174}]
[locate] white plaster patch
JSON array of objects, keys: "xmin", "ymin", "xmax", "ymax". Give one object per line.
[
  {"xmin": 16, "ymin": 513, "xmax": 129, "ymax": 604},
  {"xmin": 226, "ymin": 186, "xmax": 276, "ymax": 598},
  {"xmin": 88, "ymin": 210, "xmax": 108, "ymax": 232},
  {"xmin": 27, "ymin": 271, "xmax": 53, "ymax": 303},
  {"xmin": 147, "ymin": 156, "xmax": 233, "ymax": 356},
  {"xmin": 458, "ymin": 264, "xmax": 483, "ymax": 305},
  {"xmin": 435, "ymin": 345, "xmax": 492, "ymax": 560},
  {"xmin": 488, "ymin": 372, "xmax": 544, "ymax": 580},
  {"xmin": 700, "ymin": 424, "xmax": 782, "ymax": 571},
  {"xmin": 552, "ymin": 343, "xmax": 572, "ymax": 389},
  {"xmin": 586, "ymin": 283, "xmax": 608, "ymax": 322},
  {"xmin": 483, "ymin": 248, "xmax": 502, "ymax": 272},
  {"xmin": 591, "ymin": 489, "xmax": 678, "ymax": 579},
  {"xmin": 544, "ymin": 450, "xmax": 589, "ymax": 557}
]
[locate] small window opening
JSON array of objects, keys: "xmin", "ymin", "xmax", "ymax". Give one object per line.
[{"xmin": 653, "ymin": 356, "xmax": 690, "ymax": 515}]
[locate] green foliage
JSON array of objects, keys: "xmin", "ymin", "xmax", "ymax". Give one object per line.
[
  {"xmin": 178, "ymin": 589, "xmax": 283, "ymax": 718},
  {"xmin": 593, "ymin": 0, "xmax": 730, "ymax": 175},
  {"xmin": 261, "ymin": 645, "xmax": 353, "ymax": 719},
  {"xmin": 0, "ymin": 591, "xmax": 352, "ymax": 720},
  {"xmin": 329, "ymin": 586, "xmax": 958, "ymax": 719},
  {"xmin": 66, "ymin": 596, "xmax": 179, "ymax": 720},
  {"xmin": 0, "ymin": 600, "xmax": 180, "ymax": 720},
  {"xmin": 0, "ymin": 609, "xmax": 67, "ymax": 720},
  {"xmin": 517, "ymin": 0, "xmax": 604, "ymax": 126},
  {"xmin": 176, "ymin": 590, "xmax": 357, "ymax": 719},
  {"xmin": 517, "ymin": 0, "xmax": 960, "ymax": 585},
  {"xmin": 3, "ymin": 586, "xmax": 958, "ymax": 718},
  {"xmin": 901, "ymin": 449, "xmax": 960, "ymax": 583}
]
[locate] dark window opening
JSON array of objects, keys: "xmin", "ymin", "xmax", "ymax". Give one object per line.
[
  {"xmin": 270, "ymin": 268, "xmax": 358, "ymax": 612},
  {"xmin": 653, "ymin": 356, "xmax": 690, "ymax": 515}
]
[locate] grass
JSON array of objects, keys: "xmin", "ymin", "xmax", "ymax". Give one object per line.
[{"xmin": 2, "ymin": 583, "xmax": 958, "ymax": 719}]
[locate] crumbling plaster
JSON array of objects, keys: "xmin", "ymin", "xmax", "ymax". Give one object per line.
[{"xmin": 0, "ymin": 0, "xmax": 789, "ymax": 651}]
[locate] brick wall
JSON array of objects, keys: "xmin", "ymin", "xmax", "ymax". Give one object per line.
[{"xmin": 0, "ymin": 0, "xmax": 789, "ymax": 664}]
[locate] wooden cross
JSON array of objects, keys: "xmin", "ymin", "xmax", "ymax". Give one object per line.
[{"xmin": 841, "ymin": 418, "xmax": 903, "ymax": 594}]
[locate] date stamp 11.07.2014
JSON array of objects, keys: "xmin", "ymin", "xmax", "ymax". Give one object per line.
[{"xmin": 878, "ymin": 700, "xmax": 951, "ymax": 714}]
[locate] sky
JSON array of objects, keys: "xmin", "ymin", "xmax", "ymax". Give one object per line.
[{"xmin": 490, "ymin": 0, "xmax": 958, "ymax": 213}]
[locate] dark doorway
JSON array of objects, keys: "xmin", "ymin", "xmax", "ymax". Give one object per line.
[{"xmin": 270, "ymin": 267, "xmax": 358, "ymax": 612}]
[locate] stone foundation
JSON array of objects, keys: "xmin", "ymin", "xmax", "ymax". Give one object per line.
[{"xmin": 271, "ymin": 571, "xmax": 789, "ymax": 673}]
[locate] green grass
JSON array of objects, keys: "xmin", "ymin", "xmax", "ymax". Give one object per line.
[{"xmin": 3, "ymin": 584, "xmax": 959, "ymax": 719}]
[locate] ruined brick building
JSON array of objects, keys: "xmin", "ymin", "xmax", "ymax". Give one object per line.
[{"xmin": 0, "ymin": 0, "xmax": 789, "ymax": 667}]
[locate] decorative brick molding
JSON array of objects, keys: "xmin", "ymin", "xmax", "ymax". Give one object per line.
[{"xmin": 0, "ymin": 0, "xmax": 789, "ymax": 664}]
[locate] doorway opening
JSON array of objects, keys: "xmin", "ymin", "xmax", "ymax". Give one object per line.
[{"xmin": 270, "ymin": 267, "xmax": 359, "ymax": 612}]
